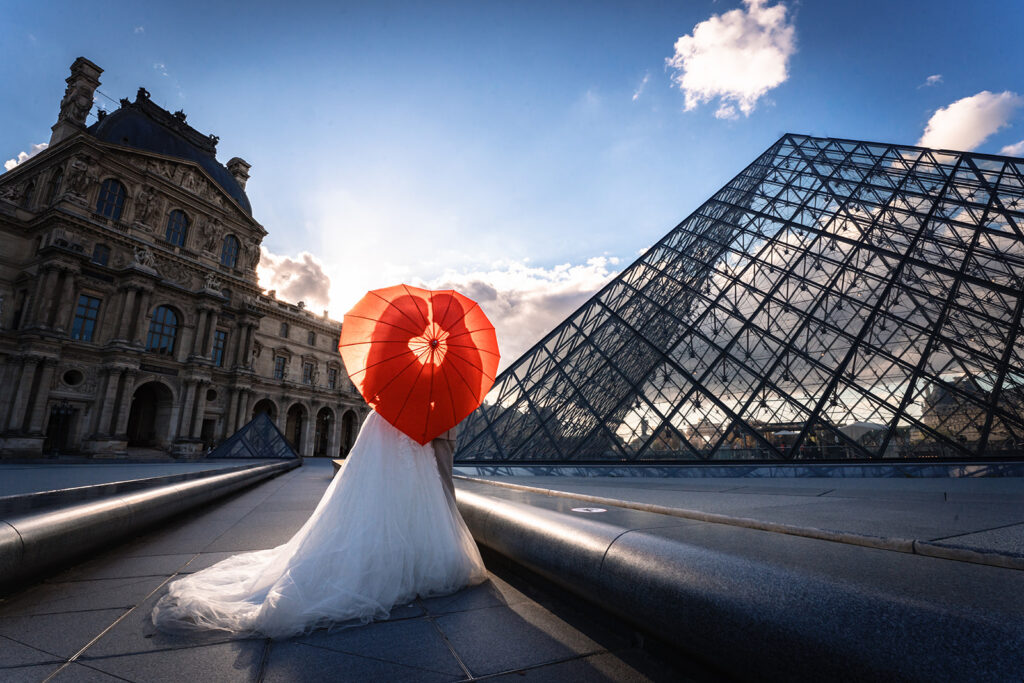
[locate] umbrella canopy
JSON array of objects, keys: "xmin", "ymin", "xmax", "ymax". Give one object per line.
[{"xmin": 339, "ymin": 284, "xmax": 500, "ymax": 445}]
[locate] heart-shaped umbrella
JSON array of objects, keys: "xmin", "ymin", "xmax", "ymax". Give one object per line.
[{"xmin": 339, "ymin": 284, "xmax": 500, "ymax": 444}]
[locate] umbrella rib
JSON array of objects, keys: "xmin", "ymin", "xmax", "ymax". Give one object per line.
[
  {"xmin": 443, "ymin": 300, "xmax": 480, "ymax": 331},
  {"xmin": 443, "ymin": 352, "xmax": 486, "ymax": 396},
  {"xmin": 399, "ymin": 285, "xmax": 431, "ymax": 328},
  {"xmin": 444, "ymin": 346, "xmax": 498, "ymax": 376},
  {"xmin": 366, "ymin": 350, "xmax": 428, "ymax": 402},
  {"xmin": 446, "ymin": 343, "xmax": 500, "ymax": 358},
  {"xmin": 368, "ymin": 290, "xmax": 429, "ymax": 333},
  {"xmin": 392, "ymin": 354, "xmax": 431, "ymax": 430},
  {"xmin": 342, "ymin": 314, "xmax": 422, "ymax": 336},
  {"xmin": 349, "ymin": 346, "xmax": 423, "ymax": 377}
]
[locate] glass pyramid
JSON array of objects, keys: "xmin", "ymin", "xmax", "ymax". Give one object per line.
[
  {"xmin": 207, "ymin": 413, "xmax": 299, "ymax": 459},
  {"xmin": 457, "ymin": 134, "xmax": 1024, "ymax": 463}
]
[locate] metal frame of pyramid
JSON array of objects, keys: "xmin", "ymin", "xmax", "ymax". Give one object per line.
[
  {"xmin": 207, "ymin": 412, "xmax": 299, "ymax": 459},
  {"xmin": 456, "ymin": 134, "xmax": 1024, "ymax": 463}
]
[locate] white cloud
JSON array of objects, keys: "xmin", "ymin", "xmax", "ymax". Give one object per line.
[
  {"xmin": 917, "ymin": 90, "xmax": 1023, "ymax": 151},
  {"xmin": 632, "ymin": 73, "xmax": 650, "ymax": 102},
  {"xmin": 919, "ymin": 74, "xmax": 942, "ymax": 88},
  {"xmin": 666, "ymin": 0, "xmax": 796, "ymax": 117},
  {"xmin": 3, "ymin": 142, "xmax": 47, "ymax": 171},
  {"xmin": 1000, "ymin": 140, "xmax": 1024, "ymax": 157},
  {"xmin": 153, "ymin": 62, "xmax": 169, "ymax": 77},
  {"xmin": 257, "ymin": 248, "xmax": 332, "ymax": 312},
  {"xmin": 421, "ymin": 257, "xmax": 620, "ymax": 372},
  {"xmin": 134, "ymin": 25, "xmax": 145, "ymax": 34}
]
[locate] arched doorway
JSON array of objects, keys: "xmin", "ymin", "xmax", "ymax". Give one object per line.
[
  {"xmin": 127, "ymin": 381, "xmax": 174, "ymax": 447},
  {"xmin": 314, "ymin": 407, "xmax": 333, "ymax": 457},
  {"xmin": 339, "ymin": 410, "xmax": 359, "ymax": 457},
  {"xmin": 252, "ymin": 398, "xmax": 278, "ymax": 424},
  {"xmin": 285, "ymin": 403, "xmax": 307, "ymax": 452}
]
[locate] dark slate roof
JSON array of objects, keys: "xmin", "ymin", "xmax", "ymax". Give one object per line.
[{"xmin": 87, "ymin": 89, "xmax": 251, "ymax": 215}]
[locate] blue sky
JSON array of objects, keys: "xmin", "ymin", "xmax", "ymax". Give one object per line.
[{"xmin": 4, "ymin": 0, "xmax": 1024, "ymax": 367}]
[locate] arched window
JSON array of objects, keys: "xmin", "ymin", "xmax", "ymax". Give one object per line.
[
  {"xmin": 21, "ymin": 181, "xmax": 36, "ymax": 208},
  {"xmin": 95, "ymin": 179, "xmax": 126, "ymax": 220},
  {"xmin": 165, "ymin": 210, "xmax": 189, "ymax": 247},
  {"xmin": 146, "ymin": 306, "xmax": 178, "ymax": 355},
  {"xmin": 220, "ymin": 235, "xmax": 240, "ymax": 267},
  {"xmin": 280, "ymin": 322, "xmax": 289, "ymax": 338},
  {"xmin": 45, "ymin": 168, "xmax": 63, "ymax": 204}
]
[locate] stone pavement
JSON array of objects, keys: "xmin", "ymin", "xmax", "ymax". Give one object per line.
[
  {"xmin": 0, "ymin": 462, "xmax": 259, "ymax": 498},
  {"xmin": 0, "ymin": 459, "xmax": 697, "ymax": 682},
  {"xmin": 456, "ymin": 473, "xmax": 1024, "ymax": 566}
]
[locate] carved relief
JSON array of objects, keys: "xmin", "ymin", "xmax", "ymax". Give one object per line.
[
  {"xmin": 59, "ymin": 82, "xmax": 93, "ymax": 126},
  {"xmin": 134, "ymin": 185, "xmax": 161, "ymax": 230},
  {"xmin": 204, "ymin": 273, "xmax": 222, "ymax": 291},
  {"xmin": 204, "ymin": 217, "xmax": 222, "ymax": 253},
  {"xmin": 182, "ymin": 169, "xmax": 201, "ymax": 194},
  {"xmin": 147, "ymin": 158, "xmax": 176, "ymax": 181},
  {"xmin": 243, "ymin": 242, "xmax": 261, "ymax": 271},
  {"xmin": 65, "ymin": 156, "xmax": 95, "ymax": 198},
  {"xmin": 132, "ymin": 245, "xmax": 157, "ymax": 270},
  {"xmin": 159, "ymin": 259, "xmax": 189, "ymax": 285}
]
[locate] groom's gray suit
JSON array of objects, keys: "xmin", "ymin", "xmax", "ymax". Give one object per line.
[{"xmin": 431, "ymin": 425, "xmax": 457, "ymax": 502}]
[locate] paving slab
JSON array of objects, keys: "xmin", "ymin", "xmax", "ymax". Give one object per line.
[
  {"xmin": 462, "ymin": 474, "xmax": 1024, "ymax": 562},
  {"xmin": 0, "ymin": 459, "xmax": 693, "ymax": 682},
  {"xmin": 0, "ymin": 461, "xmax": 262, "ymax": 497}
]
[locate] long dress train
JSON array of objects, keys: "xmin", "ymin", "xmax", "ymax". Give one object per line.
[{"xmin": 151, "ymin": 412, "xmax": 487, "ymax": 639}]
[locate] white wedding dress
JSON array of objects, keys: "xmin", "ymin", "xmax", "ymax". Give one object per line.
[{"xmin": 151, "ymin": 412, "xmax": 486, "ymax": 639}]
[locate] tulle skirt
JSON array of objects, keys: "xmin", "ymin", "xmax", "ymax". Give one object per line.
[{"xmin": 151, "ymin": 412, "xmax": 486, "ymax": 639}]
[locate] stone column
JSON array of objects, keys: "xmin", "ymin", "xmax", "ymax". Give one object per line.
[
  {"xmin": 117, "ymin": 288, "xmax": 137, "ymax": 339},
  {"xmin": 6, "ymin": 358, "xmax": 39, "ymax": 432},
  {"xmin": 190, "ymin": 383, "xmax": 209, "ymax": 439},
  {"xmin": 28, "ymin": 267, "xmax": 58, "ymax": 328},
  {"xmin": 326, "ymin": 409, "xmax": 340, "ymax": 458},
  {"xmin": 178, "ymin": 380, "xmax": 197, "ymax": 438},
  {"xmin": 224, "ymin": 388, "xmax": 239, "ymax": 437},
  {"xmin": 276, "ymin": 400, "xmax": 288, "ymax": 434},
  {"xmin": 54, "ymin": 271, "xmax": 77, "ymax": 332},
  {"xmin": 243, "ymin": 324, "xmax": 256, "ymax": 369},
  {"xmin": 236, "ymin": 390, "xmax": 252, "ymax": 429},
  {"xmin": 27, "ymin": 360, "xmax": 57, "ymax": 434},
  {"xmin": 132, "ymin": 289, "xmax": 153, "ymax": 346},
  {"xmin": 192, "ymin": 310, "xmax": 209, "ymax": 356},
  {"xmin": 113, "ymin": 370, "xmax": 138, "ymax": 437},
  {"xmin": 204, "ymin": 311, "xmax": 220, "ymax": 358},
  {"xmin": 0, "ymin": 360, "xmax": 19, "ymax": 428},
  {"xmin": 301, "ymin": 409, "xmax": 315, "ymax": 457},
  {"xmin": 94, "ymin": 368, "xmax": 122, "ymax": 436}
]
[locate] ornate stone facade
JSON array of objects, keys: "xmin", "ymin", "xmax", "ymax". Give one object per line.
[{"xmin": 0, "ymin": 58, "xmax": 367, "ymax": 458}]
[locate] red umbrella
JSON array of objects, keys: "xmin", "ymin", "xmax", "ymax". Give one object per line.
[{"xmin": 339, "ymin": 284, "xmax": 500, "ymax": 445}]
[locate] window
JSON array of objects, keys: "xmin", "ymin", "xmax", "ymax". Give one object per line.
[
  {"xmin": 45, "ymin": 168, "xmax": 63, "ymax": 204},
  {"xmin": 212, "ymin": 329, "xmax": 227, "ymax": 367},
  {"xmin": 146, "ymin": 305, "xmax": 178, "ymax": 355},
  {"xmin": 280, "ymin": 322, "xmax": 289, "ymax": 338},
  {"xmin": 328, "ymin": 367, "xmax": 338, "ymax": 390},
  {"xmin": 95, "ymin": 179, "xmax": 126, "ymax": 220},
  {"xmin": 21, "ymin": 181, "xmax": 35, "ymax": 209},
  {"xmin": 220, "ymin": 235, "xmax": 240, "ymax": 268},
  {"xmin": 307, "ymin": 331, "xmax": 316, "ymax": 346},
  {"xmin": 164, "ymin": 209, "xmax": 189, "ymax": 247},
  {"xmin": 274, "ymin": 356, "xmax": 287, "ymax": 380},
  {"xmin": 91, "ymin": 244, "xmax": 110, "ymax": 266},
  {"xmin": 303, "ymin": 361, "xmax": 315, "ymax": 385},
  {"xmin": 70, "ymin": 294, "xmax": 101, "ymax": 341}
]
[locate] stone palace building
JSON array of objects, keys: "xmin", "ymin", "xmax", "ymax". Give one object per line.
[{"xmin": 0, "ymin": 57, "xmax": 368, "ymax": 458}]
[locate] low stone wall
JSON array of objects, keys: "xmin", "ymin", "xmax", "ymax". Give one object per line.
[{"xmin": 0, "ymin": 459, "xmax": 299, "ymax": 592}]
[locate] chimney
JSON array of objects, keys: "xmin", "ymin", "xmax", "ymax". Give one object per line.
[
  {"xmin": 50, "ymin": 57, "xmax": 103, "ymax": 147},
  {"xmin": 227, "ymin": 157, "xmax": 251, "ymax": 190}
]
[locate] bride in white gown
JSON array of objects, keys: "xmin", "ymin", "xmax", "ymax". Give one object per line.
[{"xmin": 151, "ymin": 411, "xmax": 487, "ymax": 639}]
